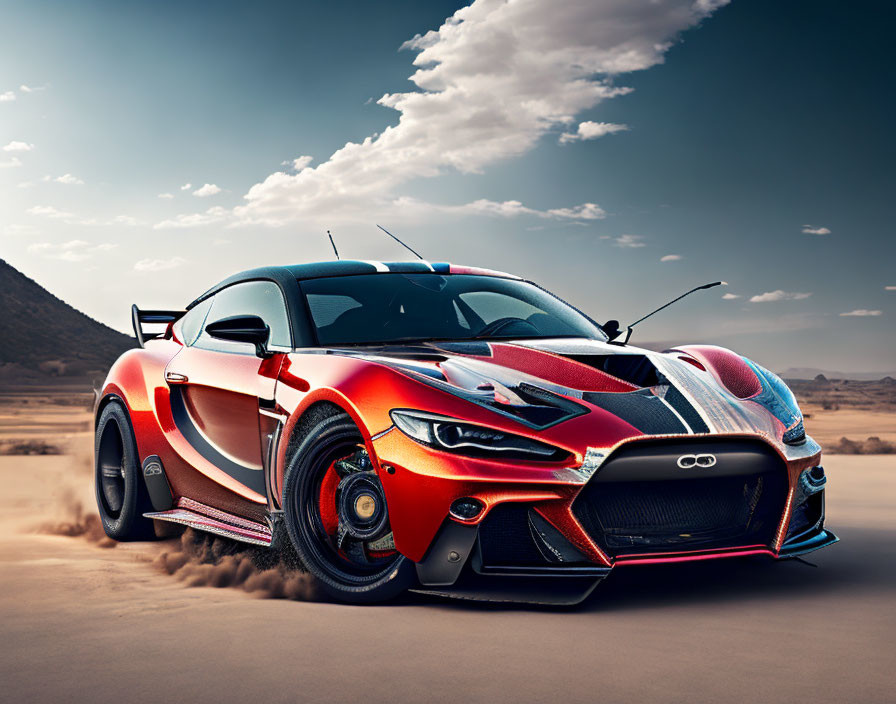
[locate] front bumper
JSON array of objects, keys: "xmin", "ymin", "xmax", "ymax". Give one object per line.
[{"xmin": 373, "ymin": 427, "xmax": 835, "ymax": 601}]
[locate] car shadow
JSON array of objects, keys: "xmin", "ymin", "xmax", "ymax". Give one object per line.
[{"xmin": 403, "ymin": 526, "xmax": 895, "ymax": 613}]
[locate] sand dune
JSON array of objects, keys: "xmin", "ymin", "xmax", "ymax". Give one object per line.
[{"xmin": 1, "ymin": 434, "xmax": 894, "ymax": 703}]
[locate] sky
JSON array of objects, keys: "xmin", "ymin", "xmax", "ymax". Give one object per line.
[{"xmin": 1, "ymin": 0, "xmax": 894, "ymax": 373}]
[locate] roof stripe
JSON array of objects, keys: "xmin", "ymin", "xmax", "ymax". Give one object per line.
[{"xmin": 362, "ymin": 260, "xmax": 389, "ymax": 272}]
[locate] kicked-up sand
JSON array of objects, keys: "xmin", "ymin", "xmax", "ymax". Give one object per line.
[{"xmin": 0, "ymin": 437, "xmax": 894, "ymax": 703}]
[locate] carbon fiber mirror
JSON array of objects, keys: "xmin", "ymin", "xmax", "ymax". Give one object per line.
[{"xmin": 205, "ymin": 315, "xmax": 271, "ymax": 357}]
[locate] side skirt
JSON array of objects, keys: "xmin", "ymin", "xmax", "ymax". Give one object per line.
[{"xmin": 144, "ymin": 497, "xmax": 272, "ymax": 547}]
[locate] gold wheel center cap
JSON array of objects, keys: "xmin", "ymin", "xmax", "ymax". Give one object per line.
[{"xmin": 354, "ymin": 494, "xmax": 377, "ymax": 520}]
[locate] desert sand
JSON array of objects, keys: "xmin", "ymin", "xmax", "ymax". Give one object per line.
[{"xmin": 0, "ymin": 419, "xmax": 894, "ymax": 702}]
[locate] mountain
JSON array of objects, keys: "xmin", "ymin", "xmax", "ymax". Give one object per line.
[
  {"xmin": 0, "ymin": 259, "xmax": 136, "ymax": 387},
  {"xmin": 779, "ymin": 367, "xmax": 896, "ymax": 382}
]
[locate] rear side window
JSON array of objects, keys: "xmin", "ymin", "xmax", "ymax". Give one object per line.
[
  {"xmin": 195, "ymin": 281, "xmax": 291, "ymax": 353},
  {"xmin": 178, "ymin": 298, "xmax": 212, "ymax": 346}
]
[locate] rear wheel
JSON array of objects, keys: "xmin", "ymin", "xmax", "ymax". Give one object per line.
[
  {"xmin": 283, "ymin": 413, "xmax": 414, "ymax": 603},
  {"xmin": 94, "ymin": 401, "xmax": 156, "ymax": 540}
]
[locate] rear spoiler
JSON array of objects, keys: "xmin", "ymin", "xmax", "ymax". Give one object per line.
[{"xmin": 131, "ymin": 304, "xmax": 185, "ymax": 347}]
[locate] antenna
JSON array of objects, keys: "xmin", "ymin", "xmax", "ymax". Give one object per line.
[
  {"xmin": 327, "ymin": 230, "xmax": 340, "ymax": 260},
  {"xmin": 605, "ymin": 281, "xmax": 726, "ymax": 344},
  {"xmin": 376, "ymin": 224, "xmax": 424, "ymax": 260}
]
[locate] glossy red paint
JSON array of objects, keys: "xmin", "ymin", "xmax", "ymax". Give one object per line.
[
  {"xmin": 673, "ymin": 344, "xmax": 763, "ymax": 399},
  {"xmin": 472, "ymin": 343, "xmax": 638, "ymax": 393}
]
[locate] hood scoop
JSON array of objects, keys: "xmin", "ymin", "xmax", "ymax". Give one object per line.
[{"xmin": 564, "ymin": 354, "xmax": 661, "ymax": 388}]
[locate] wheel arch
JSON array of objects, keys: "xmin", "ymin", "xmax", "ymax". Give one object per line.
[{"xmin": 274, "ymin": 393, "xmax": 381, "ymax": 508}]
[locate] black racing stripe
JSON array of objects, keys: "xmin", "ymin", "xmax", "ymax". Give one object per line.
[
  {"xmin": 169, "ymin": 388, "xmax": 266, "ymax": 495},
  {"xmin": 582, "ymin": 390, "xmax": 688, "ymax": 435},
  {"xmin": 664, "ymin": 385, "xmax": 710, "ymax": 434}
]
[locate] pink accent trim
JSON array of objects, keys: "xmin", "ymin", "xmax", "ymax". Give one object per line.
[
  {"xmin": 177, "ymin": 496, "xmax": 270, "ymax": 534},
  {"xmin": 614, "ymin": 547, "xmax": 775, "ymax": 566}
]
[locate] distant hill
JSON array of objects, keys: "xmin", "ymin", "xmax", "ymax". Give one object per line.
[
  {"xmin": 0, "ymin": 259, "xmax": 136, "ymax": 387},
  {"xmin": 780, "ymin": 367, "xmax": 896, "ymax": 381}
]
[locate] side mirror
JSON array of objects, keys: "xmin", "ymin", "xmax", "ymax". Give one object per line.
[
  {"xmin": 205, "ymin": 315, "xmax": 271, "ymax": 358},
  {"xmin": 602, "ymin": 319, "xmax": 621, "ymax": 341}
]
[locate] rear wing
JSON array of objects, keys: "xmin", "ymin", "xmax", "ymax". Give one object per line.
[{"xmin": 131, "ymin": 304, "xmax": 185, "ymax": 347}]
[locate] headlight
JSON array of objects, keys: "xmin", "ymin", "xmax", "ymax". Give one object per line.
[
  {"xmin": 742, "ymin": 359, "xmax": 805, "ymax": 444},
  {"xmin": 389, "ymin": 409, "xmax": 568, "ymax": 461}
]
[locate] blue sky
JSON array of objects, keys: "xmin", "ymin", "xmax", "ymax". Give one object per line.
[{"xmin": 1, "ymin": 0, "xmax": 893, "ymax": 372}]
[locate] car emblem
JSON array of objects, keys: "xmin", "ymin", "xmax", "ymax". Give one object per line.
[{"xmin": 677, "ymin": 453, "xmax": 717, "ymax": 469}]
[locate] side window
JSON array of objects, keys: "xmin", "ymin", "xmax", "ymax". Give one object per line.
[
  {"xmin": 195, "ymin": 281, "xmax": 291, "ymax": 354},
  {"xmin": 177, "ymin": 298, "xmax": 213, "ymax": 346},
  {"xmin": 304, "ymin": 294, "xmax": 362, "ymax": 327}
]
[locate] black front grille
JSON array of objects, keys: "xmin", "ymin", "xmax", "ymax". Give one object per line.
[{"xmin": 572, "ymin": 439, "xmax": 789, "ymax": 555}]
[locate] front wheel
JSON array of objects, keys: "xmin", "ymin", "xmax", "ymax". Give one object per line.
[
  {"xmin": 282, "ymin": 413, "xmax": 415, "ymax": 603},
  {"xmin": 94, "ymin": 400, "xmax": 156, "ymax": 540}
]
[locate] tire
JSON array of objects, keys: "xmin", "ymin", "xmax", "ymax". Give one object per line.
[
  {"xmin": 283, "ymin": 412, "xmax": 415, "ymax": 603},
  {"xmin": 94, "ymin": 400, "xmax": 156, "ymax": 541}
]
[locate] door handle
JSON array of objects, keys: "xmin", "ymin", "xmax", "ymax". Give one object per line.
[{"xmin": 165, "ymin": 372, "xmax": 189, "ymax": 384}]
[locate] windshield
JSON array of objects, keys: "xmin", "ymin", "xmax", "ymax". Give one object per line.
[{"xmin": 299, "ymin": 273, "xmax": 606, "ymax": 346}]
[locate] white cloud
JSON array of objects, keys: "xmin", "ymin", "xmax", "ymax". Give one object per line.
[
  {"xmin": 134, "ymin": 256, "xmax": 187, "ymax": 272},
  {"xmin": 234, "ymin": 0, "xmax": 729, "ymax": 226},
  {"xmin": 27, "ymin": 205, "xmax": 143, "ymax": 227},
  {"xmin": 749, "ymin": 290, "xmax": 812, "ymax": 303},
  {"xmin": 282, "ymin": 156, "xmax": 314, "ymax": 171},
  {"xmin": 158, "ymin": 192, "xmax": 174, "ymax": 199},
  {"xmin": 153, "ymin": 206, "xmax": 228, "ymax": 230},
  {"xmin": 660, "ymin": 254, "xmax": 682, "ymax": 262},
  {"xmin": 27, "ymin": 205, "xmax": 73, "ymax": 219},
  {"xmin": 110, "ymin": 215, "xmax": 144, "ymax": 226},
  {"xmin": 19, "ymin": 84, "xmax": 45, "ymax": 93},
  {"xmin": 2, "ymin": 141, "xmax": 34, "ymax": 152},
  {"xmin": 0, "ymin": 156, "xmax": 22, "ymax": 168},
  {"xmin": 839, "ymin": 309, "xmax": 882, "ymax": 317},
  {"xmin": 546, "ymin": 203, "xmax": 605, "ymax": 220},
  {"xmin": 613, "ymin": 234, "xmax": 646, "ymax": 248},
  {"xmin": 802, "ymin": 224, "xmax": 831, "ymax": 235},
  {"xmin": 559, "ymin": 121, "xmax": 629, "ymax": 144},
  {"xmin": 55, "ymin": 173, "xmax": 84, "ymax": 185},
  {"xmin": 396, "ymin": 196, "xmax": 604, "ymax": 220},
  {"xmin": 0, "ymin": 91, "xmax": 16, "ymax": 102},
  {"xmin": 722, "ymin": 293, "xmax": 741, "ymax": 300},
  {"xmin": 27, "ymin": 239, "xmax": 114, "ymax": 263},
  {"xmin": 180, "ymin": 183, "xmax": 192, "ymax": 191},
  {"xmin": 193, "ymin": 183, "xmax": 222, "ymax": 197}
]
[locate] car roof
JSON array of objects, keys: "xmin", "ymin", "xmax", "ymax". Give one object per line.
[{"xmin": 187, "ymin": 260, "xmax": 520, "ymax": 309}]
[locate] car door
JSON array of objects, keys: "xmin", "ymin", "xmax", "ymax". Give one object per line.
[{"xmin": 164, "ymin": 280, "xmax": 292, "ymax": 499}]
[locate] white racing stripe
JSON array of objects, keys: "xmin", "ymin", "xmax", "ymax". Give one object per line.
[{"xmin": 656, "ymin": 392, "xmax": 694, "ymax": 434}]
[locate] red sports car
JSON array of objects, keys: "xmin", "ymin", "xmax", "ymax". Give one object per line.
[{"xmin": 95, "ymin": 261, "xmax": 835, "ymax": 603}]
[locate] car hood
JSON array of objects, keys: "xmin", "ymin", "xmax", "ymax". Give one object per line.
[{"xmin": 325, "ymin": 337, "xmax": 797, "ymax": 450}]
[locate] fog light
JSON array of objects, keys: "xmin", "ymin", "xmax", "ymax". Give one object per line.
[
  {"xmin": 808, "ymin": 465, "xmax": 825, "ymax": 483},
  {"xmin": 450, "ymin": 497, "xmax": 484, "ymax": 520}
]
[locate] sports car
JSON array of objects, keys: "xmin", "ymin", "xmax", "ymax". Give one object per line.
[{"xmin": 95, "ymin": 260, "xmax": 836, "ymax": 604}]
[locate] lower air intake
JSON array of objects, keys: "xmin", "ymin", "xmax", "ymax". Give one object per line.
[{"xmin": 572, "ymin": 438, "xmax": 789, "ymax": 555}]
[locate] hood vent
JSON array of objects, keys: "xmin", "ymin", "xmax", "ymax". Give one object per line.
[{"xmin": 565, "ymin": 354, "xmax": 660, "ymax": 388}]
